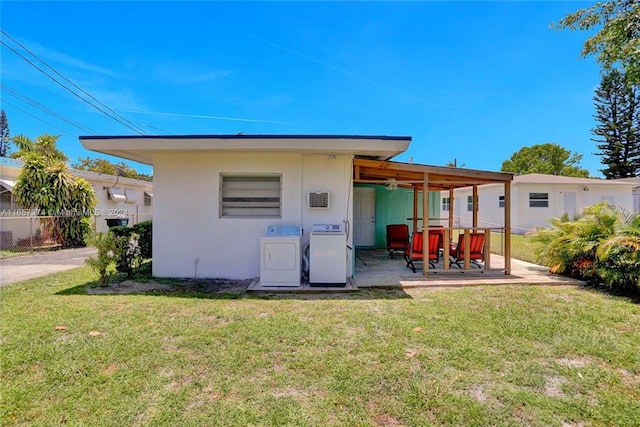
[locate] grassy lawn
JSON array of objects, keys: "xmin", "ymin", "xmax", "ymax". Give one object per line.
[
  {"xmin": 490, "ymin": 232, "xmax": 544, "ymax": 265},
  {"xmin": 2, "ymin": 268, "xmax": 639, "ymax": 426}
]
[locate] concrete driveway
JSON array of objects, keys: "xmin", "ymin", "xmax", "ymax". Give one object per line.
[{"xmin": 0, "ymin": 247, "xmax": 97, "ymax": 286}]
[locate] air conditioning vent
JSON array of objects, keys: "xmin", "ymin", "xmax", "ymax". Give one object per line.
[{"xmin": 308, "ymin": 191, "xmax": 330, "ymax": 209}]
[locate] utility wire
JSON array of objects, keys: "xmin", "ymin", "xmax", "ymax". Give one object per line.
[
  {"xmin": 1, "ymin": 83, "xmax": 95, "ymax": 133},
  {"xmin": 1, "ymin": 98, "xmax": 76, "ymax": 137},
  {"xmin": 1, "ymin": 31, "xmax": 146, "ymax": 135}
]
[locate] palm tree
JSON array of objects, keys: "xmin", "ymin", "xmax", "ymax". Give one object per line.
[
  {"xmin": 533, "ymin": 202, "xmax": 640, "ymax": 292},
  {"xmin": 12, "ymin": 134, "xmax": 96, "ymax": 247}
]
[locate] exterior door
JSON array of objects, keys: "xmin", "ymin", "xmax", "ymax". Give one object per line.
[
  {"xmin": 564, "ymin": 192, "xmax": 576, "ymax": 219},
  {"xmin": 354, "ymin": 187, "xmax": 376, "ymax": 246}
]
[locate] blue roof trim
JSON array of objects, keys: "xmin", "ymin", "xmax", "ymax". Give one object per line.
[{"xmin": 79, "ymin": 134, "xmax": 412, "ymax": 141}]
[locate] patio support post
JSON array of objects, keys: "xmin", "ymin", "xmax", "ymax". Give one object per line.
[
  {"xmin": 464, "ymin": 228, "xmax": 471, "ymax": 270},
  {"xmin": 443, "ymin": 227, "xmax": 450, "ymax": 270},
  {"xmin": 412, "ymin": 185, "xmax": 419, "ymax": 233},
  {"xmin": 504, "ymin": 181, "xmax": 511, "ymax": 275},
  {"xmin": 484, "ymin": 227, "xmax": 491, "ymax": 270},
  {"xmin": 448, "ymin": 189, "xmax": 454, "ymax": 229},
  {"xmin": 472, "ymin": 185, "xmax": 479, "ymax": 230},
  {"xmin": 422, "ymin": 173, "xmax": 429, "ymax": 276}
]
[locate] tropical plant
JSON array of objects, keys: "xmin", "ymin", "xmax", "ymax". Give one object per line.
[
  {"xmin": 12, "ymin": 134, "xmax": 97, "ymax": 247},
  {"xmin": 85, "ymin": 232, "xmax": 117, "ymax": 286},
  {"xmin": 595, "ymin": 209, "xmax": 640, "ymax": 291},
  {"xmin": 533, "ymin": 201, "xmax": 640, "ymax": 292}
]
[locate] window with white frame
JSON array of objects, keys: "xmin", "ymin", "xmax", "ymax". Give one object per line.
[
  {"xmin": 442, "ymin": 197, "xmax": 450, "ymax": 211},
  {"xmin": 467, "ymin": 195, "xmax": 473, "ymax": 211},
  {"xmin": 220, "ymin": 175, "xmax": 281, "ymax": 218},
  {"xmin": 144, "ymin": 191, "xmax": 152, "ymax": 207},
  {"xmin": 498, "ymin": 195, "xmax": 505, "ymax": 208},
  {"xmin": 529, "ymin": 192, "xmax": 549, "ymax": 208}
]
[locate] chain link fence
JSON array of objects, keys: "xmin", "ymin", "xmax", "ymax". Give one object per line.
[{"xmin": 0, "ymin": 211, "xmax": 152, "ymax": 256}]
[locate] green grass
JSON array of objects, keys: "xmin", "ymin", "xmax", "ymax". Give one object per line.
[
  {"xmin": 490, "ymin": 232, "xmax": 544, "ymax": 265},
  {"xmin": 2, "ymin": 268, "xmax": 639, "ymax": 426},
  {"xmin": 0, "ymin": 249, "xmax": 30, "ymax": 259}
]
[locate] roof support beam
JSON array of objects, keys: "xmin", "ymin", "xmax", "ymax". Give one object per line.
[
  {"xmin": 504, "ymin": 181, "xmax": 512, "ymax": 275},
  {"xmin": 422, "ymin": 172, "xmax": 429, "ymax": 276}
]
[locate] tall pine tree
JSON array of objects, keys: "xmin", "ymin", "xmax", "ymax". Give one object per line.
[
  {"xmin": 0, "ymin": 109, "xmax": 10, "ymax": 157},
  {"xmin": 592, "ymin": 69, "xmax": 640, "ymax": 178}
]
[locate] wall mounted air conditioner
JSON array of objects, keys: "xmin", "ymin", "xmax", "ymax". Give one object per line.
[{"xmin": 308, "ymin": 191, "xmax": 330, "ymax": 209}]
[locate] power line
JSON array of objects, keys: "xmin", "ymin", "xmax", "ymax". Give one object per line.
[
  {"xmin": 1, "ymin": 30, "xmax": 146, "ymax": 135},
  {"xmin": 1, "ymin": 98, "xmax": 76, "ymax": 137},
  {"xmin": 1, "ymin": 83, "xmax": 95, "ymax": 133}
]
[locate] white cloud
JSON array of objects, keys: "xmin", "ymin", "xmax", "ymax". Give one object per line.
[
  {"xmin": 153, "ymin": 61, "xmax": 235, "ymax": 85},
  {"xmin": 13, "ymin": 37, "xmax": 119, "ymax": 78}
]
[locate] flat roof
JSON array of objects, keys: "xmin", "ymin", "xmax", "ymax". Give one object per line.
[{"xmin": 79, "ymin": 134, "xmax": 412, "ymax": 165}]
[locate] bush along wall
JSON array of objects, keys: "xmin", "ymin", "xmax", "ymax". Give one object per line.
[
  {"xmin": 107, "ymin": 221, "xmax": 152, "ymax": 278},
  {"xmin": 533, "ymin": 202, "xmax": 640, "ymax": 294},
  {"xmin": 133, "ymin": 221, "xmax": 152, "ymax": 259}
]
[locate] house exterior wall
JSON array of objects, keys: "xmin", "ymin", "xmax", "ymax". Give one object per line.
[
  {"xmin": 354, "ymin": 184, "xmax": 440, "ymax": 248},
  {"xmin": 152, "ymin": 152, "xmax": 353, "ymax": 280},
  {"xmin": 82, "ymin": 175, "xmax": 153, "ymax": 234},
  {"xmin": 442, "ymin": 182, "xmax": 634, "ymax": 233}
]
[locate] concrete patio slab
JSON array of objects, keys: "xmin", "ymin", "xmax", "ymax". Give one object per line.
[{"xmin": 354, "ymin": 249, "xmax": 584, "ymax": 288}]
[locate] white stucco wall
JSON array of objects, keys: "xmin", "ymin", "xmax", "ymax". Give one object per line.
[
  {"xmin": 152, "ymin": 152, "xmax": 354, "ymax": 279},
  {"xmin": 85, "ymin": 177, "xmax": 153, "ymax": 234},
  {"xmin": 444, "ymin": 182, "xmax": 634, "ymax": 233}
]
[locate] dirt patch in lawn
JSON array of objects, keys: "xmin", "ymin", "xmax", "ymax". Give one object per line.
[{"xmin": 87, "ymin": 278, "xmax": 253, "ymax": 295}]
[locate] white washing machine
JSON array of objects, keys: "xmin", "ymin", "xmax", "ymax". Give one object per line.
[
  {"xmin": 310, "ymin": 223, "xmax": 346, "ymax": 286},
  {"xmin": 260, "ymin": 225, "xmax": 302, "ymax": 287}
]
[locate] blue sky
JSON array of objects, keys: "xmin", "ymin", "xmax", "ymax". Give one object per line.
[{"xmin": 1, "ymin": 1, "xmax": 602, "ymax": 176}]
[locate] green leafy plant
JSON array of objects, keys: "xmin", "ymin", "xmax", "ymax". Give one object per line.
[
  {"xmin": 132, "ymin": 220, "xmax": 152, "ymax": 259},
  {"xmin": 85, "ymin": 232, "xmax": 117, "ymax": 286},
  {"xmin": 12, "ymin": 134, "xmax": 97, "ymax": 247},
  {"xmin": 114, "ymin": 232, "xmax": 142, "ymax": 278},
  {"xmin": 533, "ymin": 202, "xmax": 640, "ymax": 292}
]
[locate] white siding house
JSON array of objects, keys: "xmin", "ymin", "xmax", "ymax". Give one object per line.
[
  {"xmin": 613, "ymin": 177, "xmax": 640, "ymax": 213},
  {"xmin": 441, "ymin": 173, "xmax": 636, "ymax": 234},
  {"xmin": 0, "ymin": 157, "xmax": 153, "ymax": 246},
  {"xmin": 81, "ymin": 135, "xmax": 411, "ymax": 280}
]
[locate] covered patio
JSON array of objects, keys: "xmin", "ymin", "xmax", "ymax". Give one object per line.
[
  {"xmin": 353, "ymin": 158, "xmax": 514, "ymax": 276},
  {"xmin": 353, "ymin": 248, "xmax": 585, "ymax": 288}
]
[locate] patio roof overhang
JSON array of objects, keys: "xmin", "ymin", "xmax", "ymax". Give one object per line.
[
  {"xmin": 354, "ymin": 158, "xmax": 514, "ymax": 277},
  {"xmin": 353, "ymin": 158, "xmax": 514, "ymax": 190}
]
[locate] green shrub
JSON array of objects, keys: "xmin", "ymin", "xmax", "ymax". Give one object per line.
[
  {"xmin": 109, "ymin": 225, "xmax": 131, "ymax": 239},
  {"xmin": 533, "ymin": 202, "xmax": 640, "ymax": 293},
  {"xmin": 85, "ymin": 232, "xmax": 117, "ymax": 286},
  {"xmin": 133, "ymin": 220, "xmax": 152, "ymax": 259},
  {"xmin": 114, "ymin": 232, "xmax": 142, "ymax": 278}
]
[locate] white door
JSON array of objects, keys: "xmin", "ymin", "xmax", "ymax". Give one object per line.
[
  {"xmin": 564, "ymin": 192, "xmax": 576, "ymax": 219},
  {"xmin": 354, "ymin": 187, "xmax": 376, "ymax": 247}
]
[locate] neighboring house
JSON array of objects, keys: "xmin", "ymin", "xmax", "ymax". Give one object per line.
[
  {"xmin": 441, "ymin": 173, "xmax": 636, "ymax": 234},
  {"xmin": 613, "ymin": 177, "xmax": 640, "ymax": 213},
  {"xmin": 80, "ymin": 134, "xmax": 513, "ymax": 280},
  {"xmin": 0, "ymin": 157, "xmax": 153, "ymax": 247}
]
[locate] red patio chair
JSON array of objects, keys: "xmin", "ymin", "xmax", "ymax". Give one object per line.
[
  {"xmin": 405, "ymin": 231, "xmax": 442, "ymax": 273},
  {"xmin": 386, "ymin": 224, "xmax": 410, "ymax": 259},
  {"xmin": 449, "ymin": 232, "xmax": 485, "ymax": 268}
]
